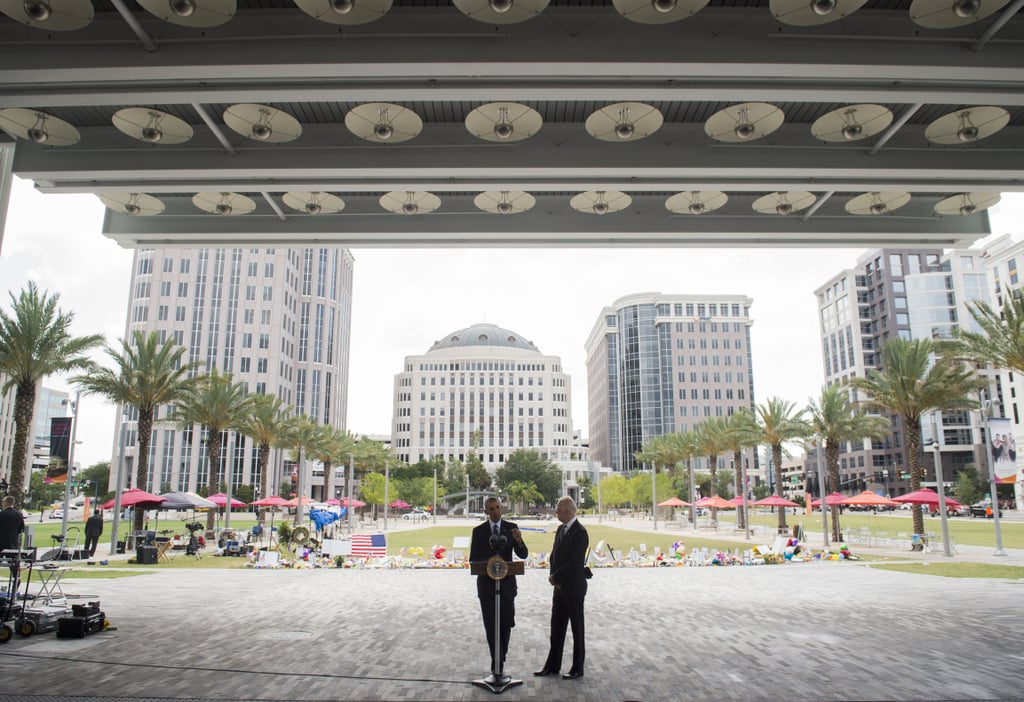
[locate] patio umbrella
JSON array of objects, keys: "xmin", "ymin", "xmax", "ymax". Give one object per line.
[
  {"xmin": 753, "ymin": 495, "xmax": 800, "ymax": 508},
  {"xmin": 101, "ymin": 488, "xmax": 165, "ymax": 510},
  {"xmin": 251, "ymin": 495, "xmax": 290, "ymax": 508},
  {"xmin": 810, "ymin": 492, "xmax": 847, "ymax": 508},
  {"xmin": 695, "ymin": 495, "xmax": 734, "ymax": 509},
  {"xmin": 208, "ymin": 493, "xmax": 247, "ymax": 508},
  {"xmin": 389, "ymin": 499, "xmax": 410, "ymax": 509},
  {"xmin": 726, "ymin": 496, "xmax": 746, "ymax": 507},
  {"xmin": 285, "ymin": 495, "xmax": 315, "ymax": 507},
  {"xmin": 339, "ymin": 497, "xmax": 366, "ymax": 508},
  {"xmin": 325, "ymin": 498, "xmax": 341, "ymax": 506},
  {"xmin": 157, "ymin": 491, "xmax": 217, "ymax": 510},
  {"xmin": 657, "ymin": 497, "xmax": 690, "ymax": 507},
  {"xmin": 841, "ymin": 491, "xmax": 899, "ymax": 507},
  {"xmin": 892, "ymin": 488, "xmax": 962, "ymax": 509}
]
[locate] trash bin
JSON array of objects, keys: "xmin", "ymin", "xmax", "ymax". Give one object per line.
[{"xmin": 136, "ymin": 544, "xmax": 158, "ymax": 564}]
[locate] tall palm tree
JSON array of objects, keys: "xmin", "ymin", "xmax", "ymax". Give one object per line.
[
  {"xmin": 310, "ymin": 425, "xmax": 358, "ymax": 504},
  {"xmin": 806, "ymin": 383, "xmax": 890, "ymax": 542},
  {"xmin": 942, "ymin": 289, "xmax": 1024, "ymax": 373},
  {"xmin": 277, "ymin": 414, "xmax": 321, "ymax": 524},
  {"xmin": 664, "ymin": 430, "xmax": 700, "ymax": 525},
  {"xmin": 0, "ymin": 282, "xmax": 103, "ymax": 505},
  {"xmin": 851, "ymin": 337, "xmax": 984, "ymax": 536},
  {"xmin": 174, "ymin": 370, "xmax": 252, "ymax": 530},
  {"xmin": 744, "ymin": 396, "xmax": 811, "ymax": 531},
  {"xmin": 724, "ymin": 409, "xmax": 759, "ymax": 529},
  {"xmin": 73, "ymin": 330, "xmax": 199, "ymax": 531},
  {"xmin": 693, "ymin": 417, "xmax": 729, "ymax": 522},
  {"xmin": 236, "ymin": 393, "xmax": 292, "ymax": 520}
]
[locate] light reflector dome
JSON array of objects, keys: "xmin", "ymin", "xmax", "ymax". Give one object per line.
[
  {"xmin": 99, "ymin": 192, "xmax": 166, "ymax": 217},
  {"xmin": 465, "ymin": 102, "xmax": 542, "ymax": 143},
  {"xmin": 705, "ymin": 103, "xmax": 784, "ymax": 143},
  {"xmin": 612, "ymin": 0, "xmax": 710, "ymax": 24},
  {"xmin": 910, "ymin": 0, "xmax": 1009, "ymax": 28},
  {"xmin": 0, "ymin": 108, "xmax": 80, "ymax": 146},
  {"xmin": 0, "ymin": 0, "xmax": 92, "ymax": 29},
  {"xmin": 113, "ymin": 108, "xmax": 194, "ymax": 145},
  {"xmin": 925, "ymin": 106, "xmax": 1009, "ymax": 145},
  {"xmin": 769, "ymin": 0, "xmax": 868, "ymax": 25},
  {"xmin": 752, "ymin": 191, "xmax": 816, "ymax": 216},
  {"xmin": 570, "ymin": 190, "xmax": 631, "ymax": 215},
  {"xmin": 811, "ymin": 104, "xmax": 893, "ymax": 143},
  {"xmin": 346, "ymin": 103, "xmax": 422, "ymax": 144},
  {"xmin": 283, "ymin": 191, "xmax": 345, "ymax": 215},
  {"xmin": 474, "ymin": 190, "xmax": 536, "ymax": 215},
  {"xmin": 292, "ymin": 0, "xmax": 392, "ymax": 24},
  {"xmin": 585, "ymin": 102, "xmax": 663, "ymax": 143},
  {"xmin": 223, "ymin": 104, "xmax": 302, "ymax": 143},
  {"xmin": 452, "ymin": 0, "xmax": 549, "ymax": 24},
  {"xmin": 136, "ymin": 0, "xmax": 235, "ymax": 26},
  {"xmin": 665, "ymin": 191, "xmax": 728, "ymax": 215},
  {"xmin": 193, "ymin": 192, "xmax": 256, "ymax": 216},
  {"xmin": 934, "ymin": 192, "xmax": 1000, "ymax": 216},
  {"xmin": 845, "ymin": 192, "xmax": 911, "ymax": 216},
  {"xmin": 380, "ymin": 191, "xmax": 440, "ymax": 215}
]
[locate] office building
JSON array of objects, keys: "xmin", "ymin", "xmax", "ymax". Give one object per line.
[
  {"xmin": 585, "ymin": 292, "xmax": 756, "ymax": 473},
  {"xmin": 391, "ymin": 323, "xmax": 573, "ymax": 469},
  {"xmin": 113, "ymin": 246, "xmax": 353, "ymax": 497}
]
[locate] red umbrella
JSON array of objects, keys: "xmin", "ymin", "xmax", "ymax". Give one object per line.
[
  {"xmin": 657, "ymin": 497, "xmax": 690, "ymax": 507},
  {"xmin": 101, "ymin": 488, "xmax": 165, "ymax": 510},
  {"xmin": 695, "ymin": 495, "xmax": 734, "ymax": 509},
  {"xmin": 389, "ymin": 499, "xmax": 410, "ymax": 509},
  {"xmin": 208, "ymin": 493, "xmax": 247, "ymax": 508},
  {"xmin": 810, "ymin": 492, "xmax": 847, "ymax": 508},
  {"xmin": 726, "ymin": 495, "xmax": 747, "ymax": 507},
  {"xmin": 284, "ymin": 496, "xmax": 315, "ymax": 507},
  {"xmin": 753, "ymin": 495, "xmax": 801, "ymax": 508},
  {"xmin": 340, "ymin": 497, "xmax": 366, "ymax": 508},
  {"xmin": 251, "ymin": 495, "xmax": 290, "ymax": 507},
  {"xmin": 841, "ymin": 490, "xmax": 900, "ymax": 507},
  {"xmin": 325, "ymin": 498, "xmax": 341, "ymax": 506},
  {"xmin": 893, "ymin": 488, "xmax": 962, "ymax": 509}
]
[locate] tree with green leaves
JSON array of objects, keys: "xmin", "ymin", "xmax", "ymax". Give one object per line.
[
  {"xmin": 740, "ymin": 396, "xmax": 811, "ymax": 531},
  {"xmin": 723, "ymin": 410, "xmax": 759, "ymax": 529},
  {"xmin": 360, "ymin": 472, "xmax": 386, "ymax": 519},
  {"xmin": 942, "ymin": 288, "xmax": 1024, "ymax": 374},
  {"xmin": 236, "ymin": 393, "xmax": 293, "ymax": 519},
  {"xmin": 495, "ymin": 450, "xmax": 562, "ymax": 504},
  {"xmin": 276, "ymin": 414, "xmax": 321, "ymax": 525},
  {"xmin": 806, "ymin": 383, "xmax": 890, "ymax": 542},
  {"xmin": 174, "ymin": 370, "xmax": 252, "ymax": 530},
  {"xmin": 73, "ymin": 330, "xmax": 199, "ymax": 530},
  {"xmin": 0, "ymin": 282, "xmax": 103, "ymax": 506},
  {"xmin": 504, "ymin": 480, "xmax": 544, "ymax": 513},
  {"xmin": 598, "ymin": 473, "xmax": 630, "ymax": 510},
  {"xmin": 851, "ymin": 337, "xmax": 984, "ymax": 536},
  {"xmin": 310, "ymin": 425, "xmax": 358, "ymax": 504}
]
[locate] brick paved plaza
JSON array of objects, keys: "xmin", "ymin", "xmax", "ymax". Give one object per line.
[{"xmin": 0, "ymin": 551, "xmax": 1021, "ymax": 702}]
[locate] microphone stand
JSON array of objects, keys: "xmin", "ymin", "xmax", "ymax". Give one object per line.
[{"xmin": 472, "ymin": 537, "xmax": 523, "ymax": 694}]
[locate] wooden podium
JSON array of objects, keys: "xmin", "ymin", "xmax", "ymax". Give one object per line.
[{"xmin": 470, "ymin": 556, "xmax": 525, "ymax": 694}]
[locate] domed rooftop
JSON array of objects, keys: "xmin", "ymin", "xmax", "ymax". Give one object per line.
[{"xmin": 429, "ymin": 323, "xmax": 540, "ymax": 353}]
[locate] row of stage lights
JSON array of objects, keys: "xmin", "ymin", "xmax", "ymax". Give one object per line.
[
  {"xmin": 0, "ymin": 0, "xmax": 1012, "ymax": 30},
  {"xmin": 0, "ymin": 101, "xmax": 1011, "ymax": 147},
  {"xmin": 99, "ymin": 190, "xmax": 1001, "ymax": 217}
]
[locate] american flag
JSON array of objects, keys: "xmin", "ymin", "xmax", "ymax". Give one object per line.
[{"xmin": 351, "ymin": 533, "xmax": 387, "ymax": 558}]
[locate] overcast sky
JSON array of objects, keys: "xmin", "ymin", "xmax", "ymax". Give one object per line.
[{"xmin": 2, "ymin": 176, "xmax": 1021, "ymax": 468}]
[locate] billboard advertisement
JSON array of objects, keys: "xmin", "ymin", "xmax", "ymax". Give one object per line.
[{"xmin": 987, "ymin": 416, "xmax": 1017, "ymax": 484}]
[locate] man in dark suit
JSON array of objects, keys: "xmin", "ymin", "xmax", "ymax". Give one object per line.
[
  {"xmin": 0, "ymin": 495, "xmax": 25, "ymax": 552},
  {"xmin": 535, "ymin": 495, "xmax": 589, "ymax": 680},
  {"xmin": 84, "ymin": 509, "xmax": 104, "ymax": 557},
  {"xmin": 469, "ymin": 495, "xmax": 528, "ymax": 675}
]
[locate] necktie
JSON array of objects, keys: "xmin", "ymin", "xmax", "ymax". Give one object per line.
[{"xmin": 492, "ymin": 522, "xmax": 499, "ymax": 537}]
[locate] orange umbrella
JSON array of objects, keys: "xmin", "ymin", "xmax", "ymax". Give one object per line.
[
  {"xmin": 696, "ymin": 495, "xmax": 734, "ymax": 509},
  {"xmin": 657, "ymin": 497, "xmax": 690, "ymax": 507},
  {"xmin": 840, "ymin": 490, "xmax": 899, "ymax": 507},
  {"xmin": 284, "ymin": 495, "xmax": 315, "ymax": 507}
]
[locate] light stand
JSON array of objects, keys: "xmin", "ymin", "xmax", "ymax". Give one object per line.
[
  {"xmin": 59, "ymin": 391, "xmax": 80, "ymax": 545},
  {"xmin": 931, "ymin": 437, "xmax": 953, "ymax": 558},
  {"xmin": 815, "ymin": 436, "xmax": 829, "ymax": 548}
]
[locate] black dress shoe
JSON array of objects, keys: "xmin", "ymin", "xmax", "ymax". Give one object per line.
[
  {"xmin": 533, "ymin": 669, "xmax": 558, "ymax": 677},
  {"xmin": 562, "ymin": 671, "xmax": 584, "ymax": 680}
]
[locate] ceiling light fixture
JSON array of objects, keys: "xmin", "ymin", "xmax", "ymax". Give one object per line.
[
  {"xmin": 305, "ymin": 193, "xmax": 322, "ymax": 215},
  {"xmin": 775, "ymin": 199, "xmax": 793, "ymax": 216},
  {"xmin": 250, "ymin": 108, "xmax": 273, "ymax": 141},
  {"xmin": 215, "ymin": 193, "xmax": 233, "ymax": 216},
  {"xmin": 27, "ymin": 112, "xmax": 49, "ymax": 143},
  {"xmin": 592, "ymin": 192, "xmax": 609, "ymax": 215},
  {"xmin": 652, "ymin": 0, "xmax": 676, "ymax": 11},
  {"xmin": 122, "ymin": 194, "xmax": 142, "ymax": 216},
  {"xmin": 666, "ymin": 191, "xmax": 727, "ymax": 215},
  {"xmin": 330, "ymin": 0, "xmax": 353, "ymax": 12},
  {"xmin": 934, "ymin": 191, "xmax": 1000, "ymax": 216},
  {"xmin": 614, "ymin": 107, "xmax": 635, "ymax": 139},
  {"xmin": 169, "ymin": 0, "xmax": 195, "ymax": 15},
  {"xmin": 733, "ymin": 107, "xmax": 755, "ymax": 140},
  {"xmin": 845, "ymin": 191, "xmax": 910, "ymax": 216},
  {"xmin": 22, "ymin": 0, "xmax": 51, "ymax": 20},
  {"xmin": 401, "ymin": 192, "xmax": 419, "ymax": 214},
  {"xmin": 493, "ymin": 107, "xmax": 514, "ymax": 140},
  {"xmin": 141, "ymin": 111, "xmax": 164, "ymax": 142},
  {"xmin": 953, "ymin": 0, "xmax": 979, "ymax": 17},
  {"xmin": 489, "ymin": 0, "xmax": 512, "ymax": 12},
  {"xmin": 753, "ymin": 191, "xmax": 815, "ymax": 216},
  {"xmin": 840, "ymin": 108, "xmax": 863, "ymax": 140},
  {"xmin": 956, "ymin": 110, "xmax": 979, "ymax": 142},
  {"xmin": 810, "ymin": 0, "xmax": 835, "ymax": 14},
  {"xmin": 496, "ymin": 192, "xmax": 513, "ymax": 214},
  {"xmin": 99, "ymin": 192, "xmax": 165, "ymax": 217},
  {"xmin": 869, "ymin": 193, "xmax": 888, "ymax": 215},
  {"xmin": 374, "ymin": 108, "xmax": 394, "ymax": 140},
  {"xmin": 688, "ymin": 193, "xmax": 706, "ymax": 215}
]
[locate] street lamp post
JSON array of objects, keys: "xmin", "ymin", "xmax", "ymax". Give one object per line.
[
  {"xmin": 649, "ymin": 463, "xmax": 657, "ymax": 531},
  {"xmin": 383, "ymin": 461, "xmax": 389, "ymax": 532},
  {"xmin": 688, "ymin": 457, "xmax": 697, "ymax": 534},
  {"xmin": 931, "ymin": 437, "xmax": 953, "ymax": 558},
  {"xmin": 816, "ymin": 436, "xmax": 829, "ymax": 549},
  {"xmin": 980, "ymin": 394, "xmax": 1007, "ymax": 557},
  {"xmin": 432, "ymin": 466, "xmax": 437, "ymax": 525},
  {"xmin": 741, "ymin": 458, "xmax": 750, "ymax": 540},
  {"xmin": 59, "ymin": 391, "xmax": 81, "ymax": 543},
  {"xmin": 346, "ymin": 453, "xmax": 355, "ymax": 534}
]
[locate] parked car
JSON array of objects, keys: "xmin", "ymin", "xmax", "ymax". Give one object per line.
[
  {"xmin": 402, "ymin": 509, "xmax": 430, "ymax": 521},
  {"xmin": 970, "ymin": 502, "xmax": 994, "ymax": 518},
  {"xmin": 49, "ymin": 509, "xmax": 64, "ymax": 520}
]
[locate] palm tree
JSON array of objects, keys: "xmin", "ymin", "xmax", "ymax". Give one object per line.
[
  {"xmin": 174, "ymin": 370, "xmax": 252, "ymax": 530},
  {"xmin": 504, "ymin": 480, "xmax": 543, "ymax": 513},
  {"xmin": 806, "ymin": 383, "xmax": 890, "ymax": 542},
  {"xmin": 724, "ymin": 409, "xmax": 759, "ymax": 529},
  {"xmin": 0, "ymin": 282, "xmax": 103, "ymax": 505},
  {"xmin": 310, "ymin": 425, "xmax": 358, "ymax": 504},
  {"xmin": 663, "ymin": 430, "xmax": 700, "ymax": 525},
  {"xmin": 850, "ymin": 337, "xmax": 984, "ymax": 536},
  {"xmin": 73, "ymin": 330, "xmax": 199, "ymax": 531},
  {"xmin": 744, "ymin": 396, "xmax": 811, "ymax": 531},
  {"xmin": 693, "ymin": 417, "xmax": 729, "ymax": 523},
  {"xmin": 236, "ymin": 393, "xmax": 293, "ymax": 521},
  {"xmin": 277, "ymin": 414, "xmax": 320, "ymax": 524},
  {"xmin": 942, "ymin": 288, "xmax": 1024, "ymax": 373}
]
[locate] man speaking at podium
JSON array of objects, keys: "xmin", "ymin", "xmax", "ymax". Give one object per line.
[{"xmin": 470, "ymin": 496, "xmax": 528, "ymax": 674}]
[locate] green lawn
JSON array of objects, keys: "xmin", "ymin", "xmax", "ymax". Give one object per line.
[{"xmin": 866, "ymin": 562, "xmax": 1024, "ymax": 579}]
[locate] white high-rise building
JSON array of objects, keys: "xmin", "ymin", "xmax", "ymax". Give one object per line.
[
  {"xmin": 391, "ymin": 323, "xmax": 573, "ymax": 470},
  {"xmin": 113, "ymin": 246, "xmax": 353, "ymax": 498}
]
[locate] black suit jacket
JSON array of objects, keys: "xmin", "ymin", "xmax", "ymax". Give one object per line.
[
  {"xmin": 549, "ymin": 520, "xmax": 589, "ymax": 597},
  {"xmin": 470, "ymin": 519, "xmax": 529, "ymax": 596}
]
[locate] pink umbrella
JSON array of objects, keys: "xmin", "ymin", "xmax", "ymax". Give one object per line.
[
  {"xmin": 753, "ymin": 495, "xmax": 801, "ymax": 508},
  {"xmin": 726, "ymin": 495, "xmax": 747, "ymax": 507},
  {"xmin": 325, "ymin": 498, "xmax": 341, "ymax": 506},
  {"xmin": 657, "ymin": 497, "xmax": 690, "ymax": 507},
  {"xmin": 893, "ymin": 489, "xmax": 962, "ymax": 509},
  {"xmin": 101, "ymin": 488, "xmax": 165, "ymax": 510},
  {"xmin": 284, "ymin": 496, "xmax": 315, "ymax": 507},
  {"xmin": 340, "ymin": 497, "xmax": 366, "ymax": 508},
  {"xmin": 389, "ymin": 499, "xmax": 410, "ymax": 509},
  {"xmin": 251, "ymin": 495, "xmax": 290, "ymax": 507},
  {"xmin": 208, "ymin": 493, "xmax": 247, "ymax": 508},
  {"xmin": 695, "ymin": 495, "xmax": 734, "ymax": 509},
  {"xmin": 810, "ymin": 492, "xmax": 847, "ymax": 508}
]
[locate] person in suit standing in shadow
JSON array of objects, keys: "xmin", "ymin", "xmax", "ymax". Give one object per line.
[
  {"xmin": 535, "ymin": 495, "xmax": 589, "ymax": 680},
  {"xmin": 469, "ymin": 495, "xmax": 528, "ymax": 675}
]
